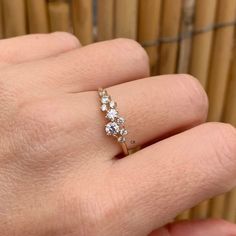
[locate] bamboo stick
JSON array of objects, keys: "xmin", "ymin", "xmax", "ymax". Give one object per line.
[
  {"xmin": 189, "ymin": 0, "xmax": 217, "ymax": 88},
  {"xmin": 138, "ymin": 0, "xmax": 162, "ymax": 75},
  {"xmin": 97, "ymin": 0, "xmax": 114, "ymax": 41},
  {"xmin": 207, "ymin": 0, "xmax": 236, "ymax": 121},
  {"xmin": 0, "ymin": 0, "xmax": 4, "ymax": 38},
  {"xmin": 207, "ymin": 0, "xmax": 236, "ymax": 219},
  {"xmin": 26, "ymin": 0, "xmax": 49, "ymax": 33},
  {"xmin": 191, "ymin": 200, "xmax": 209, "ymax": 220},
  {"xmin": 2, "ymin": 0, "xmax": 27, "ymax": 37},
  {"xmin": 191, "ymin": 1, "xmax": 217, "ymax": 216},
  {"xmin": 115, "ymin": 0, "xmax": 138, "ymax": 39},
  {"xmin": 71, "ymin": 0, "xmax": 93, "ymax": 45},
  {"xmin": 223, "ymin": 36, "xmax": 236, "ymax": 223},
  {"xmin": 48, "ymin": 0, "xmax": 71, "ymax": 32},
  {"xmin": 177, "ymin": 0, "xmax": 195, "ymax": 73},
  {"xmin": 176, "ymin": 210, "xmax": 191, "ymax": 221},
  {"xmin": 157, "ymin": 0, "xmax": 182, "ymax": 74}
]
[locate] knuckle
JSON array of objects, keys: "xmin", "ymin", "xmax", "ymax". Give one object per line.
[
  {"xmin": 210, "ymin": 123, "xmax": 236, "ymax": 177},
  {"xmin": 114, "ymin": 38, "xmax": 150, "ymax": 75},
  {"xmin": 17, "ymin": 99, "xmax": 65, "ymax": 139},
  {"xmin": 178, "ymin": 74, "xmax": 208, "ymax": 122},
  {"xmin": 51, "ymin": 31, "xmax": 81, "ymax": 47}
]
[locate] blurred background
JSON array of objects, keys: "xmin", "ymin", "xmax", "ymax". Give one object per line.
[{"xmin": 0, "ymin": 0, "xmax": 235, "ymax": 223}]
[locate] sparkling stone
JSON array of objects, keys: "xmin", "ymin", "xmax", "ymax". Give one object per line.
[
  {"xmin": 118, "ymin": 136, "xmax": 126, "ymax": 143},
  {"xmin": 106, "ymin": 109, "xmax": 118, "ymax": 120},
  {"xmin": 105, "ymin": 122, "xmax": 119, "ymax": 136},
  {"xmin": 99, "ymin": 89, "xmax": 107, "ymax": 97},
  {"xmin": 100, "ymin": 104, "xmax": 107, "ymax": 112},
  {"xmin": 101, "ymin": 96, "xmax": 110, "ymax": 104},
  {"xmin": 109, "ymin": 101, "xmax": 117, "ymax": 108},
  {"xmin": 117, "ymin": 116, "xmax": 125, "ymax": 124},
  {"xmin": 120, "ymin": 128, "xmax": 128, "ymax": 136}
]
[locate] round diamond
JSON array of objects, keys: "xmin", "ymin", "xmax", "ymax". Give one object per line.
[
  {"xmin": 120, "ymin": 128, "xmax": 128, "ymax": 136},
  {"xmin": 109, "ymin": 101, "xmax": 117, "ymax": 108},
  {"xmin": 105, "ymin": 122, "xmax": 119, "ymax": 136},
  {"xmin": 118, "ymin": 136, "xmax": 126, "ymax": 143},
  {"xmin": 101, "ymin": 96, "xmax": 110, "ymax": 104},
  {"xmin": 117, "ymin": 116, "xmax": 125, "ymax": 124},
  {"xmin": 106, "ymin": 109, "xmax": 118, "ymax": 120},
  {"xmin": 99, "ymin": 89, "xmax": 107, "ymax": 97},
  {"xmin": 101, "ymin": 104, "xmax": 107, "ymax": 112}
]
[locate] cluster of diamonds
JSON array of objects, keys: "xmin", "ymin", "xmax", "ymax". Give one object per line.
[{"xmin": 98, "ymin": 88, "xmax": 128, "ymax": 143}]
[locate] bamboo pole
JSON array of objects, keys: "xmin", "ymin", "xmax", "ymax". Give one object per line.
[
  {"xmin": 207, "ymin": 0, "xmax": 236, "ymax": 121},
  {"xmin": 71, "ymin": 0, "xmax": 93, "ymax": 45},
  {"xmin": 207, "ymin": 0, "xmax": 236, "ymax": 219},
  {"xmin": 115, "ymin": 0, "xmax": 138, "ymax": 39},
  {"xmin": 177, "ymin": 0, "xmax": 195, "ymax": 73},
  {"xmin": 189, "ymin": 0, "xmax": 217, "ymax": 88},
  {"xmin": 223, "ymin": 36, "xmax": 236, "ymax": 223},
  {"xmin": 176, "ymin": 210, "xmax": 191, "ymax": 221},
  {"xmin": 48, "ymin": 0, "xmax": 71, "ymax": 32},
  {"xmin": 138, "ymin": 0, "xmax": 162, "ymax": 75},
  {"xmin": 2, "ymin": 0, "xmax": 27, "ymax": 37},
  {"xmin": 190, "ymin": 1, "xmax": 218, "ymax": 217},
  {"xmin": 26, "ymin": 0, "xmax": 49, "ymax": 33},
  {"xmin": 157, "ymin": 0, "xmax": 182, "ymax": 74},
  {"xmin": 191, "ymin": 200, "xmax": 209, "ymax": 220},
  {"xmin": 97, "ymin": 0, "xmax": 114, "ymax": 41},
  {"xmin": 0, "ymin": 0, "xmax": 4, "ymax": 38}
]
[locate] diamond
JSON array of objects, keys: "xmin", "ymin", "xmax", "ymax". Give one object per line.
[
  {"xmin": 105, "ymin": 122, "xmax": 119, "ymax": 136},
  {"xmin": 120, "ymin": 128, "xmax": 128, "ymax": 136},
  {"xmin": 101, "ymin": 104, "xmax": 107, "ymax": 112},
  {"xmin": 101, "ymin": 96, "xmax": 110, "ymax": 104},
  {"xmin": 109, "ymin": 101, "xmax": 117, "ymax": 108},
  {"xmin": 106, "ymin": 109, "xmax": 118, "ymax": 120},
  {"xmin": 99, "ymin": 89, "xmax": 107, "ymax": 97},
  {"xmin": 117, "ymin": 116, "xmax": 125, "ymax": 124},
  {"xmin": 118, "ymin": 136, "xmax": 126, "ymax": 143}
]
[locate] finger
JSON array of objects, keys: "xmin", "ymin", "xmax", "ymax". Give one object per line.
[
  {"xmin": 150, "ymin": 219, "xmax": 236, "ymax": 236},
  {"xmin": 0, "ymin": 32, "xmax": 80, "ymax": 67},
  {"xmin": 106, "ymin": 123, "xmax": 236, "ymax": 235},
  {"xmin": 17, "ymin": 38, "xmax": 149, "ymax": 92},
  {"xmin": 67, "ymin": 74, "xmax": 207, "ymax": 157}
]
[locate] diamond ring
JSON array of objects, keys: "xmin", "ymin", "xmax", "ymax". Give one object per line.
[{"xmin": 98, "ymin": 88, "xmax": 129, "ymax": 156}]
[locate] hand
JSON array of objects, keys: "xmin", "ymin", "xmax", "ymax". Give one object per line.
[{"xmin": 0, "ymin": 33, "xmax": 235, "ymax": 236}]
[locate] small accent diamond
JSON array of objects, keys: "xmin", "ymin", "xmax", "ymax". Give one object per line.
[
  {"xmin": 99, "ymin": 89, "xmax": 107, "ymax": 97},
  {"xmin": 105, "ymin": 122, "xmax": 119, "ymax": 136},
  {"xmin": 117, "ymin": 116, "xmax": 125, "ymax": 124},
  {"xmin": 118, "ymin": 136, "xmax": 126, "ymax": 143},
  {"xmin": 120, "ymin": 128, "xmax": 128, "ymax": 136},
  {"xmin": 109, "ymin": 101, "xmax": 117, "ymax": 108},
  {"xmin": 106, "ymin": 109, "xmax": 118, "ymax": 120},
  {"xmin": 101, "ymin": 96, "xmax": 110, "ymax": 104},
  {"xmin": 101, "ymin": 104, "xmax": 107, "ymax": 112}
]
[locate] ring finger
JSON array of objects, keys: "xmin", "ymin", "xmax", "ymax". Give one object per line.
[{"xmin": 64, "ymin": 74, "xmax": 208, "ymax": 158}]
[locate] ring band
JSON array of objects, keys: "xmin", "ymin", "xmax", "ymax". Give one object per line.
[{"xmin": 98, "ymin": 88, "xmax": 129, "ymax": 156}]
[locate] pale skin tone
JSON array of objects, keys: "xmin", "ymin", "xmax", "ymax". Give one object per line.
[{"xmin": 0, "ymin": 32, "xmax": 235, "ymax": 236}]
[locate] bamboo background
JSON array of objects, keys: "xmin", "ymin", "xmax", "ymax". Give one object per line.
[{"xmin": 0, "ymin": 0, "xmax": 235, "ymax": 223}]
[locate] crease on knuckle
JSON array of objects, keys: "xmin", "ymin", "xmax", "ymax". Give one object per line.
[{"xmin": 114, "ymin": 38, "xmax": 150, "ymax": 75}]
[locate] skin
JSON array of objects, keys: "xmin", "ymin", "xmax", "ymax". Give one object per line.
[{"xmin": 0, "ymin": 32, "xmax": 235, "ymax": 236}]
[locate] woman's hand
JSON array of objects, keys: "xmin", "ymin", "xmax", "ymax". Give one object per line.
[{"xmin": 0, "ymin": 33, "xmax": 235, "ymax": 236}]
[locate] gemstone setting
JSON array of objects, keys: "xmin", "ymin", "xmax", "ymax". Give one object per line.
[
  {"xmin": 105, "ymin": 122, "xmax": 119, "ymax": 136},
  {"xmin": 99, "ymin": 88, "xmax": 128, "ymax": 148}
]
